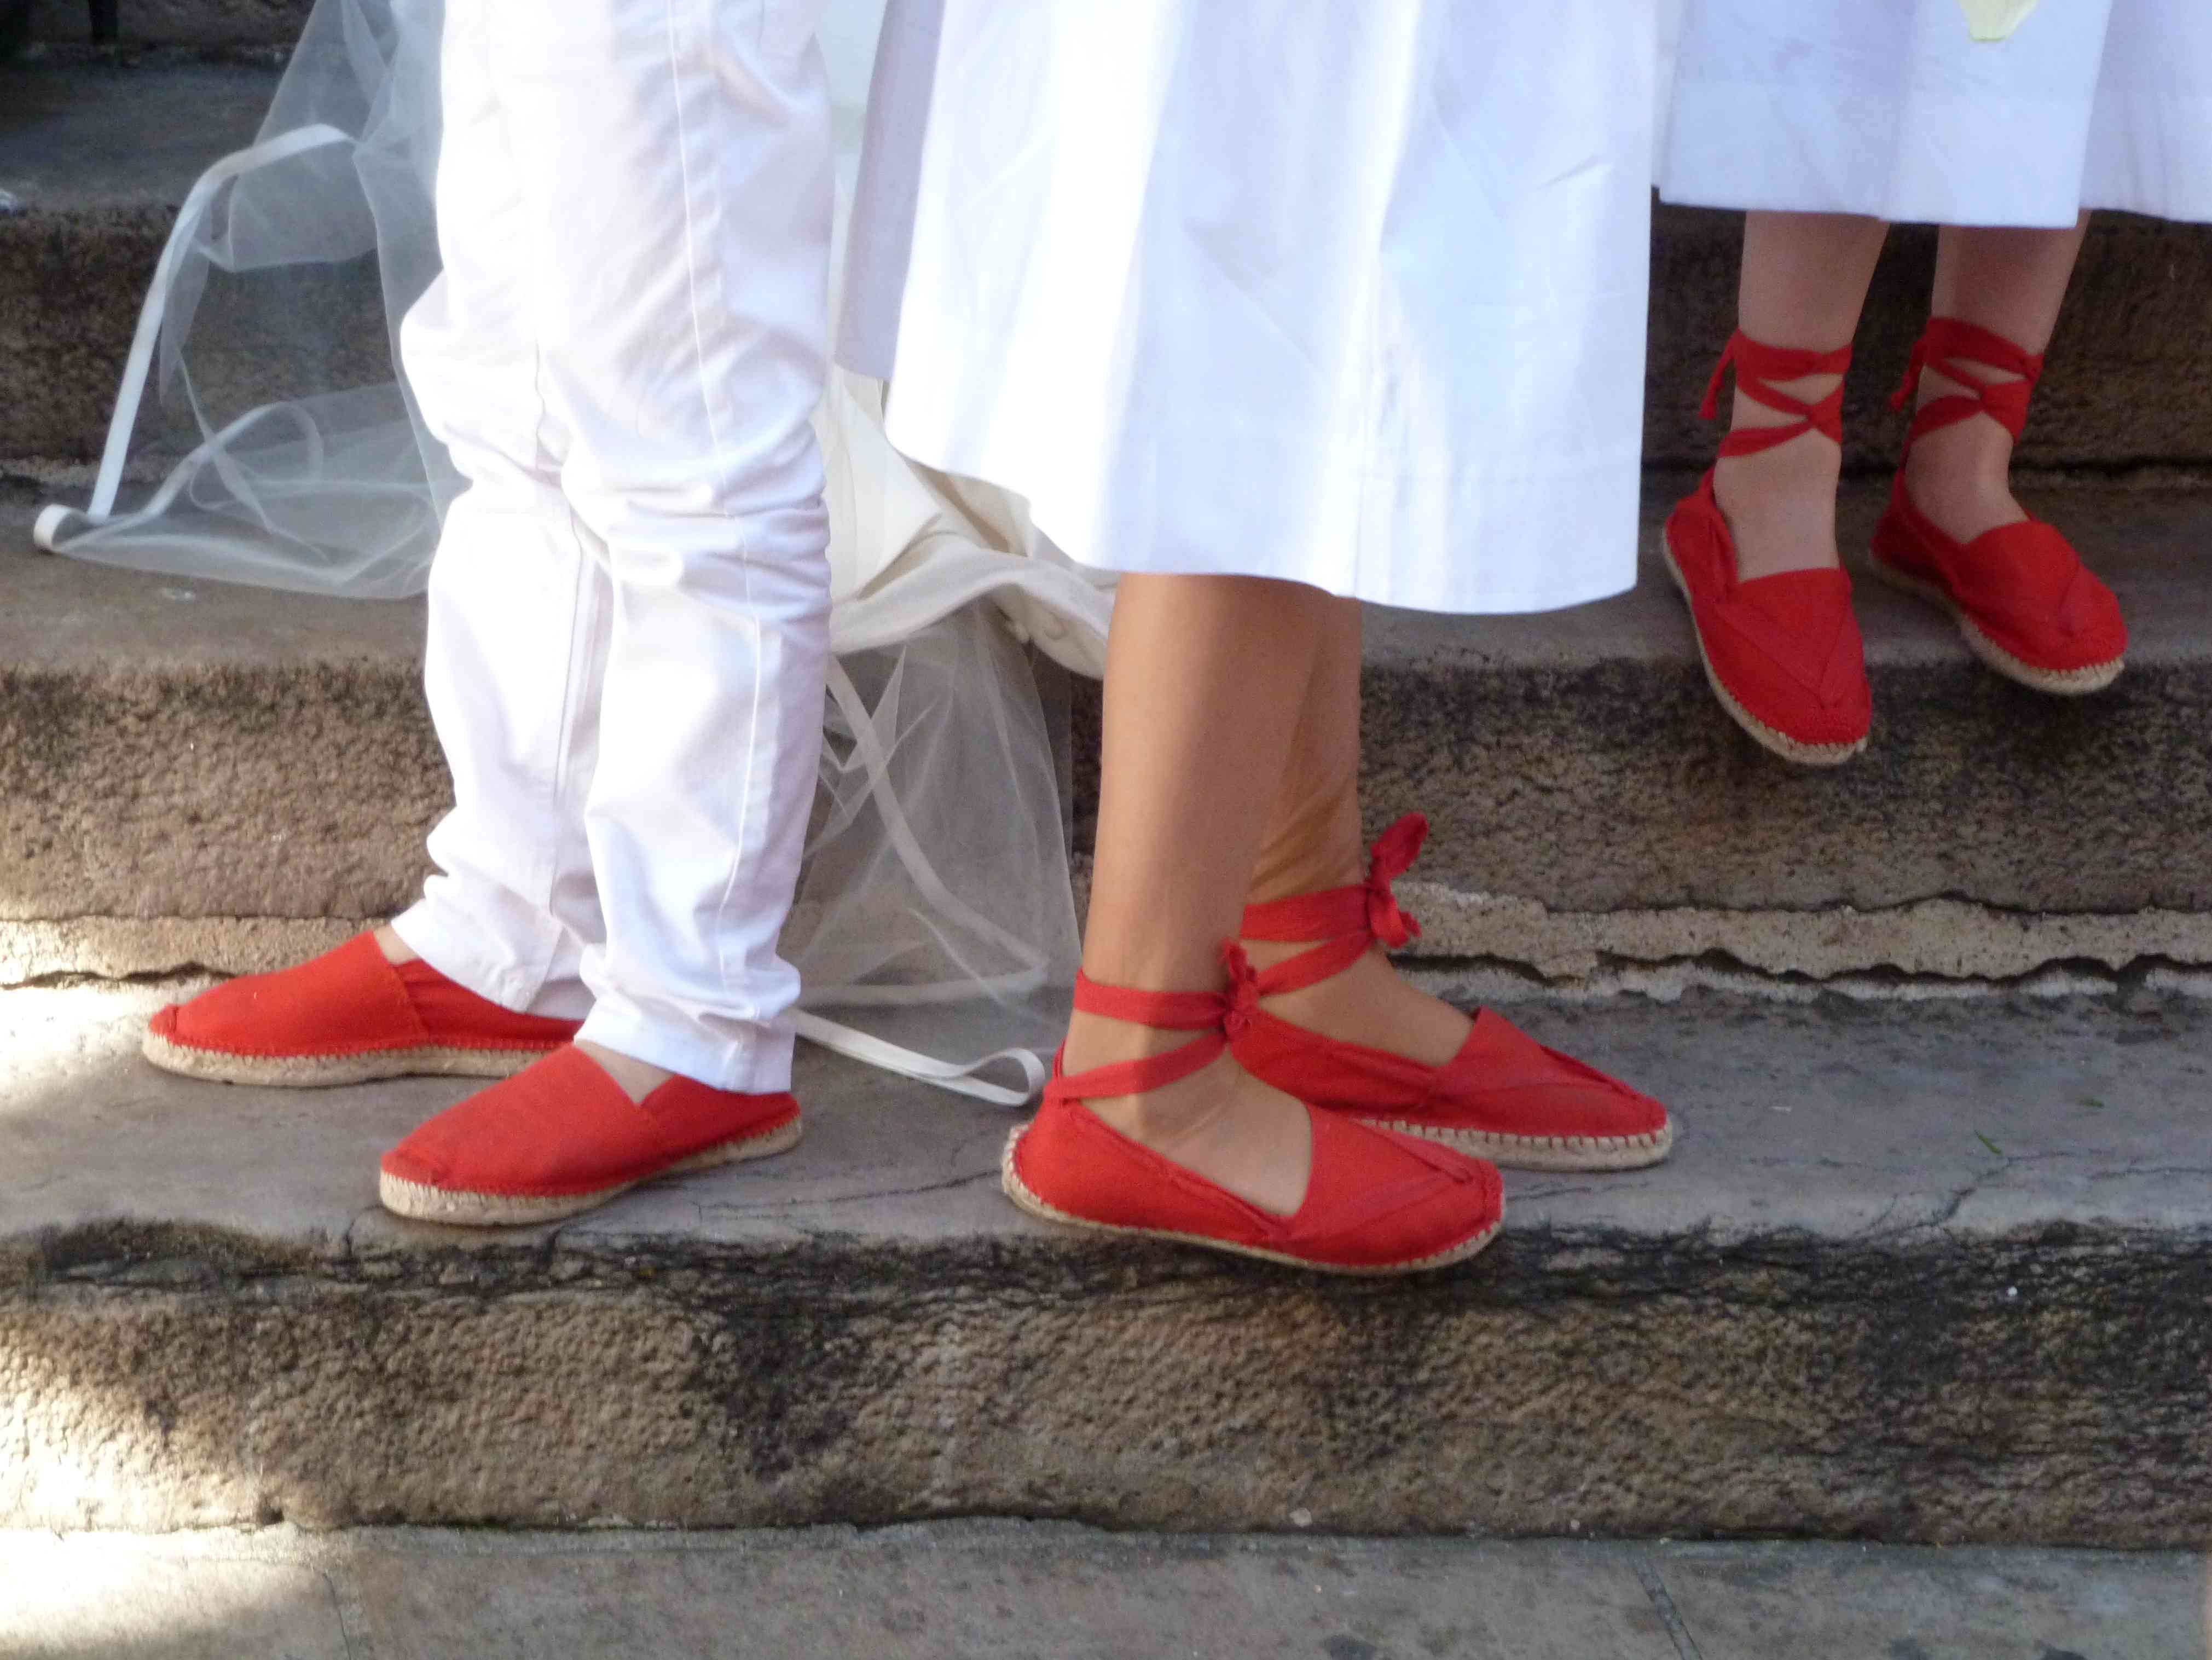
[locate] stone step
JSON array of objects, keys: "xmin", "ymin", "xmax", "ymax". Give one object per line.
[
  {"xmin": 1, "ymin": 1523, "xmax": 2199, "ymax": 1657},
  {"xmin": 8, "ymin": 472, "xmax": 2211, "ymax": 987},
  {"xmin": 7, "ymin": 48, "xmax": 2212, "ymax": 471},
  {"xmin": 22, "ymin": 0, "xmax": 307, "ymax": 49},
  {"xmin": 5, "ymin": 977, "xmax": 2208, "ymax": 1543}
]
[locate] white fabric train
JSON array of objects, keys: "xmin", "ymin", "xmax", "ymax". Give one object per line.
[
  {"xmin": 37, "ymin": 0, "xmax": 1112, "ymax": 1104},
  {"xmin": 1658, "ymin": 0, "xmax": 2212, "ymax": 225}
]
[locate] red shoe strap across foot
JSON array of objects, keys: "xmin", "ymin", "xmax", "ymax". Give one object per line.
[
  {"xmin": 1701, "ymin": 331, "xmax": 1855, "ymax": 460},
  {"xmin": 1891, "ymin": 316, "xmax": 2043, "ymax": 452},
  {"xmin": 1237, "ymin": 812, "xmax": 1428, "ymax": 993},
  {"xmin": 1049, "ymin": 942, "xmax": 1308, "ymax": 1104}
]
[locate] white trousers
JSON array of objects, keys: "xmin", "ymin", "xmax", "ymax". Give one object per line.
[{"xmin": 390, "ymin": 0, "xmax": 835, "ymax": 1093}]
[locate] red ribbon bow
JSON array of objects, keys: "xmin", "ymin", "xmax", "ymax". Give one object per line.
[
  {"xmin": 1363, "ymin": 814, "xmax": 1428, "ymax": 950},
  {"xmin": 1218, "ymin": 941, "xmax": 1263, "ymax": 1039}
]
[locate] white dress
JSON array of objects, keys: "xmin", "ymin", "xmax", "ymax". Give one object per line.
[
  {"xmin": 862, "ymin": 2, "xmax": 1661, "ymax": 617},
  {"xmin": 1659, "ymin": 0, "xmax": 2212, "ymax": 225}
]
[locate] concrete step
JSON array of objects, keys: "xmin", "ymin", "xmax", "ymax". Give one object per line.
[
  {"xmin": 7, "ymin": 473, "xmax": 2211, "ymax": 988},
  {"xmin": 22, "ymin": 0, "xmax": 308, "ymax": 49},
  {"xmin": 5, "ymin": 977, "xmax": 2208, "ymax": 1542},
  {"xmin": 2, "ymin": 1523, "xmax": 2199, "ymax": 1657},
  {"xmin": 7, "ymin": 48, "xmax": 2212, "ymax": 471}
]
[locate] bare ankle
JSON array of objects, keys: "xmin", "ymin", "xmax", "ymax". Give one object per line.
[
  {"xmin": 373, "ymin": 924, "xmax": 419, "ymax": 965},
  {"xmin": 1712, "ymin": 441, "xmax": 1844, "ymax": 579}
]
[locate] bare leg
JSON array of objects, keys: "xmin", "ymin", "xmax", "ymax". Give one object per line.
[
  {"xmin": 1902, "ymin": 216, "xmax": 2091, "ymax": 544},
  {"xmin": 1712, "ymin": 211, "xmax": 1890, "ymax": 580},
  {"xmin": 1065, "ymin": 572, "xmax": 1329, "ymax": 1216},
  {"xmin": 1242, "ymin": 597, "xmax": 1469, "ymax": 1067}
]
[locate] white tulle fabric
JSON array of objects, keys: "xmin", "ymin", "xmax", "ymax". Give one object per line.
[{"xmin": 36, "ymin": 0, "xmax": 1113, "ymax": 1104}]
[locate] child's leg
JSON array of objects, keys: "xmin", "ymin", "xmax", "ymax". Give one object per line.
[
  {"xmin": 1900, "ymin": 217, "xmax": 2091, "ymax": 544},
  {"xmin": 482, "ymin": 0, "xmax": 834, "ymax": 1103},
  {"xmin": 1713, "ymin": 211, "xmax": 1889, "ymax": 579},
  {"xmin": 1064, "ymin": 572, "xmax": 1331, "ymax": 1217},
  {"xmin": 382, "ymin": 0, "xmax": 613, "ymax": 1018}
]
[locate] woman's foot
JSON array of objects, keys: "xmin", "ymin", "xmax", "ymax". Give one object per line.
[
  {"xmin": 1230, "ymin": 815, "xmax": 1675, "ymax": 1172},
  {"xmin": 1061, "ymin": 1017, "xmax": 1313, "ymax": 1217},
  {"xmin": 1009, "ymin": 953, "xmax": 1503, "ymax": 1274}
]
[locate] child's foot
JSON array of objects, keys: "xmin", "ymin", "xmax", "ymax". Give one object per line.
[
  {"xmin": 1664, "ymin": 333, "xmax": 1871, "ymax": 764},
  {"xmin": 378, "ymin": 1043, "xmax": 801, "ymax": 1225},
  {"xmin": 1869, "ymin": 319, "xmax": 2126, "ymax": 694},
  {"xmin": 143, "ymin": 933, "xmax": 578, "ymax": 1088}
]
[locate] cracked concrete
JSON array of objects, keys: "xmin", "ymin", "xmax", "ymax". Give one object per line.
[{"xmin": 3, "ymin": 980, "xmax": 2207, "ymax": 1542}]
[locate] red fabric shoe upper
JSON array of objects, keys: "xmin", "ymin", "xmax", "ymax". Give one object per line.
[
  {"xmin": 380, "ymin": 1044, "xmax": 798, "ymax": 1199},
  {"xmin": 1011, "ymin": 1086, "xmax": 1500, "ymax": 1270},
  {"xmin": 1872, "ymin": 317, "xmax": 2127, "ymax": 674},
  {"xmin": 1668, "ymin": 332, "xmax": 1874, "ymax": 751},
  {"xmin": 1669, "ymin": 470, "xmax": 1872, "ymax": 750},
  {"xmin": 1235, "ymin": 815, "xmax": 1670, "ymax": 1145},
  {"xmin": 1012, "ymin": 943, "xmax": 1502, "ymax": 1270},
  {"xmin": 148, "ymin": 933, "xmax": 580, "ymax": 1059}
]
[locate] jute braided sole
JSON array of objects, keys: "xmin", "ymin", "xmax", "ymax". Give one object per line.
[
  {"xmin": 1366, "ymin": 1115, "xmax": 1674, "ymax": 1173},
  {"xmin": 999, "ymin": 1126, "xmax": 1502, "ymax": 1276},
  {"xmin": 1663, "ymin": 537, "xmax": 1867, "ymax": 767},
  {"xmin": 1866, "ymin": 554, "xmax": 2123, "ymax": 696},
  {"xmin": 143, "ymin": 1029, "xmax": 555, "ymax": 1089},
  {"xmin": 378, "ymin": 1115, "xmax": 803, "ymax": 1227}
]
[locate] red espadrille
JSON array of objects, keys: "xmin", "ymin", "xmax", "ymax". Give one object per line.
[
  {"xmin": 1869, "ymin": 318, "xmax": 2127, "ymax": 694},
  {"xmin": 1003, "ymin": 947, "xmax": 1503, "ymax": 1275},
  {"xmin": 143, "ymin": 933, "xmax": 579, "ymax": 1087},
  {"xmin": 1664, "ymin": 332, "xmax": 1872, "ymax": 765},
  {"xmin": 1234, "ymin": 815, "xmax": 1673, "ymax": 1172},
  {"xmin": 378, "ymin": 1043, "xmax": 802, "ymax": 1225}
]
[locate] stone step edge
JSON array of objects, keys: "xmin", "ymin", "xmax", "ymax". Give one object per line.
[
  {"xmin": 10, "ymin": 899, "xmax": 2212, "ymax": 994},
  {"xmin": 7, "ymin": 1212, "xmax": 2206, "ymax": 1544}
]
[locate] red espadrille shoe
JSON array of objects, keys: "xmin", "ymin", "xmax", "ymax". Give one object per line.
[
  {"xmin": 378, "ymin": 1043, "xmax": 801, "ymax": 1225},
  {"xmin": 1002, "ymin": 948, "xmax": 1503, "ymax": 1275},
  {"xmin": 1869, "ymin": 318, "xmax": 2127, "ymax": 694},
  {"xmin": 143, "ymin": 933, "xmax": 579, "ymax": 1087},
  {"xmin": 1663, "ymin": 332, "xmax": 1872, "ymax": 765},
  {"xmin": 1232, "ymin": 814, "xmax": 1673, "ymax": 1172}
]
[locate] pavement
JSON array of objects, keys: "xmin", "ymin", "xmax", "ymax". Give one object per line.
[{"xmin": 0, "ymin": 1522, "xmax": 2202, "ymax": 1659}]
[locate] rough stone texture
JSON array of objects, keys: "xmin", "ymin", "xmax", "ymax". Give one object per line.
[
  {"xmin": 27, "ymin": 0, "xmax": 311, "ymax": 47},
  {"xmin": 1398, "ymin": 886, "xmax": 2212, "ymax": 986},
  {"xmin": 0, "ymin": 915, "xmax": 355, "ymax": 982},
  {"xmin": 4, "ymin": 980, "xmax": 2208, "ymax": 1543},
  {"xmin": 11, "ymin": 53, "xmax": 2212, "ymax": 470},
  {"xmin": 0, "ymin": 487, "xmax": 444, "ymax": 923}
]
